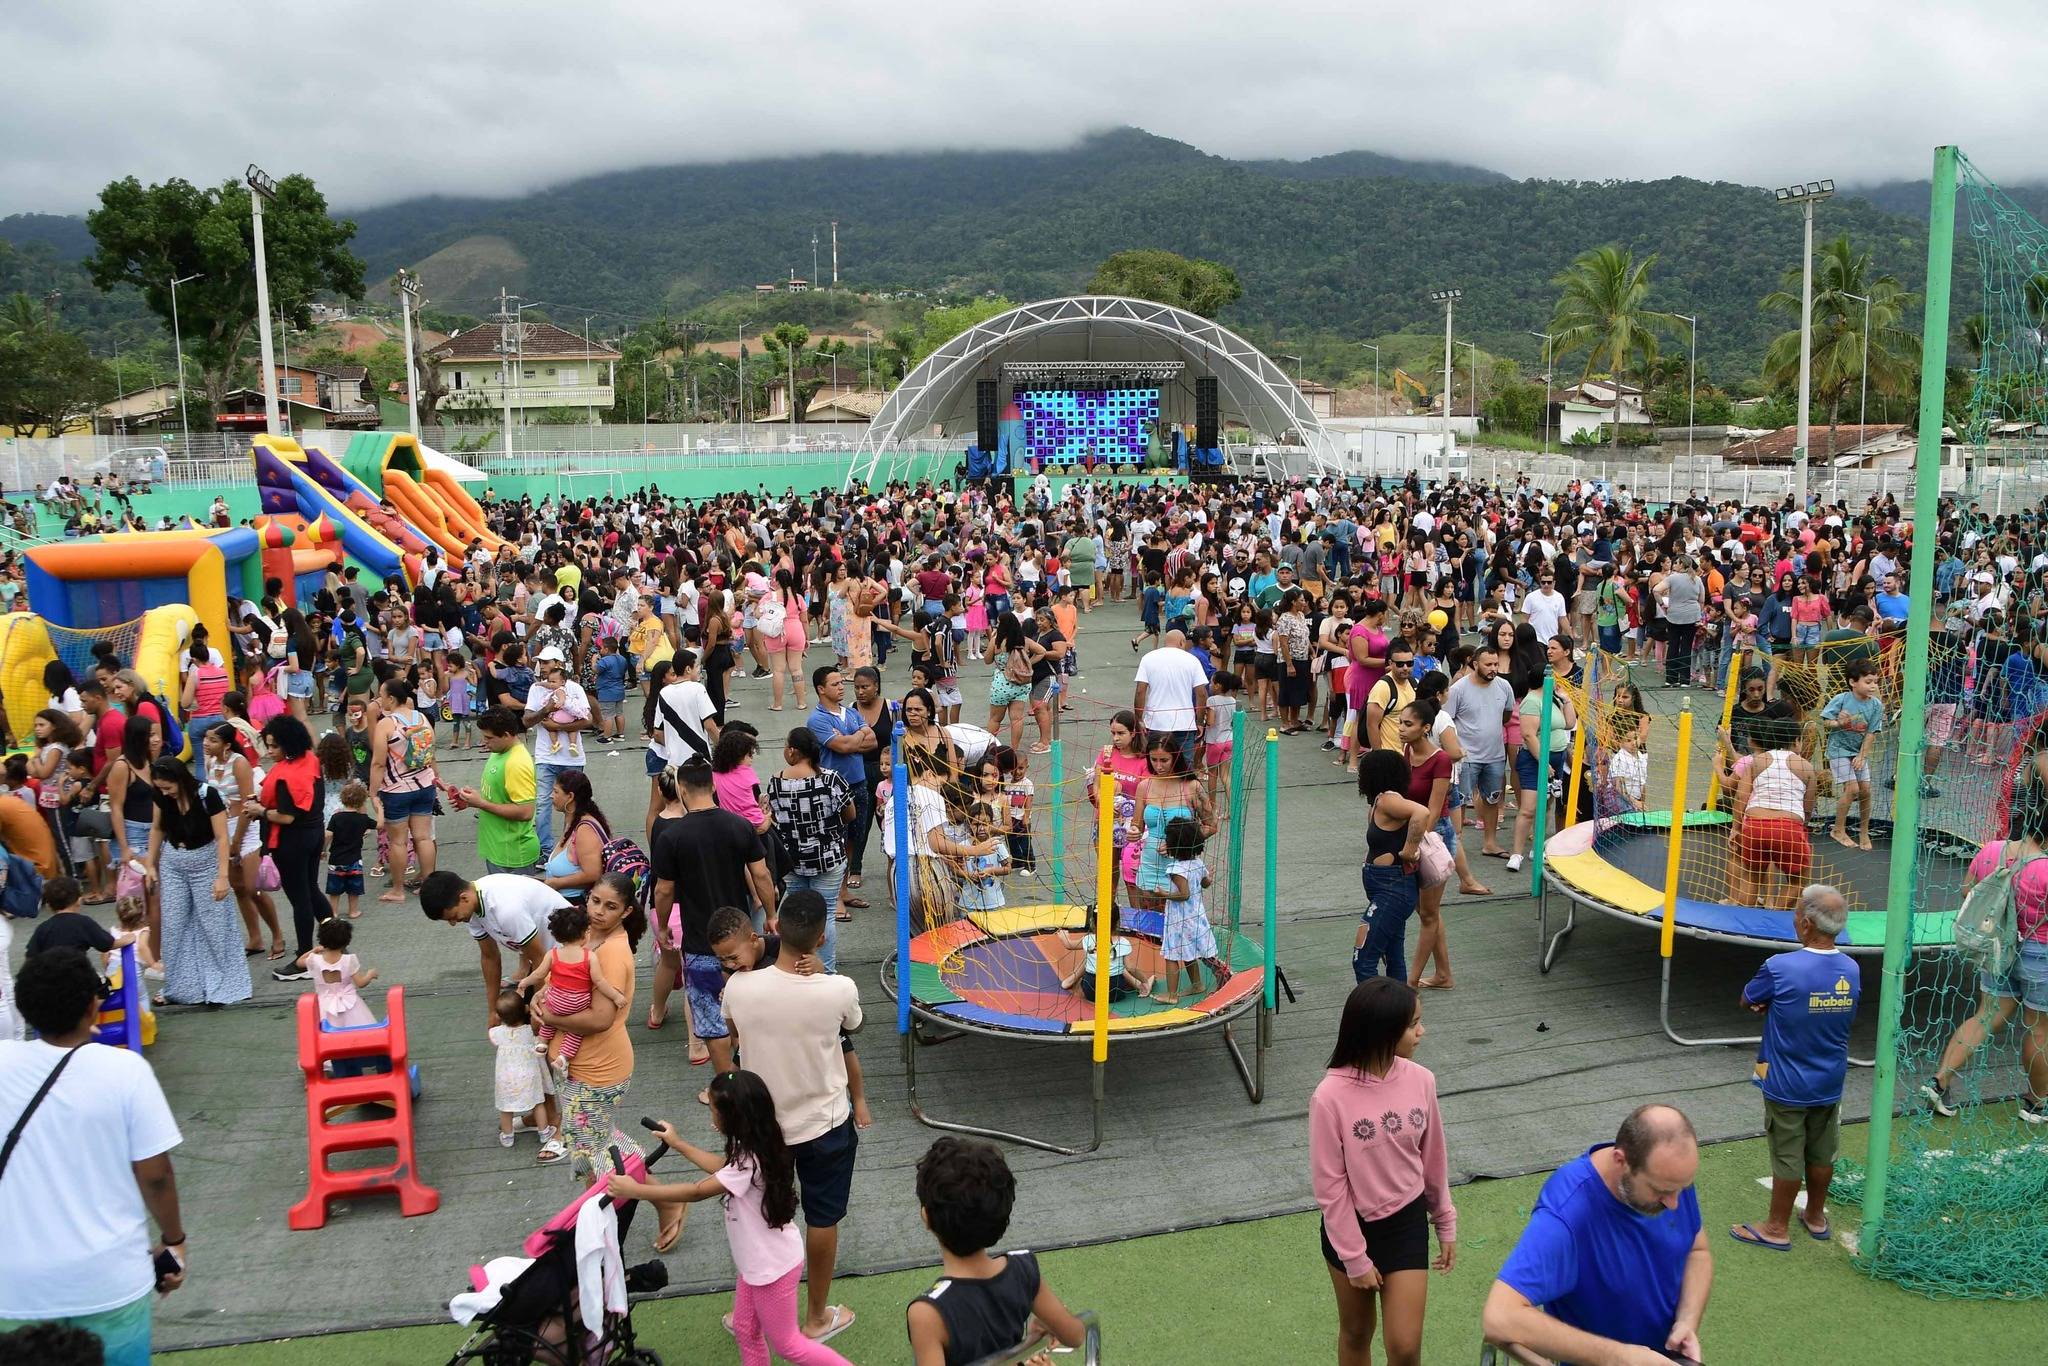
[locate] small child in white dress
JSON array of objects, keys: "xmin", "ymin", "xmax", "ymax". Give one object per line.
[
  {"xmin": 489, "ymin": 989, "xmax": 552, "ymax": 1148},
  {"xmin": 303, "ymin": 919, "xmax": 378, "ymax": 1028},
  {"xmin": 1152, "ymin": 817, "xmax": 1232, "ymax": 1003}
]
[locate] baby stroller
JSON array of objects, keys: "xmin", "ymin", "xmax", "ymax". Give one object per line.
[{"xmin": 446, "ymin": 1120, "xmax": 673, "ymax": 1366}]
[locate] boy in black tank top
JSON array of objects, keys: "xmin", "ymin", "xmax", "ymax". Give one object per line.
[{"xmin": 906, "ymin": 1137, "xmax": 1087, "ymax": 1365}]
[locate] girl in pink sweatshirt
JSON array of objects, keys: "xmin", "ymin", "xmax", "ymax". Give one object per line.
[{"xmin": 1309, "ymin": 978, "xmax": 1456, "ymax": 1366}]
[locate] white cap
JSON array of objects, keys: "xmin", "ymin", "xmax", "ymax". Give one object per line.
[
  {"xmin": 536, "ymin": 645, "xmax": 568, "ymax": 662},
  {"xmin": 1973, "ymin": 570, "xmax": 1995, "ymax": 583}
]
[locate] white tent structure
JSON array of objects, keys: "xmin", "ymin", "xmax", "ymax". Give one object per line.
[{"xmin": 846, "ymin": 295, "xmax": 1343, "ymax": 488}]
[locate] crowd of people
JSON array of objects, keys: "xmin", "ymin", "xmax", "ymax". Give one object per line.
[{"xmin": 2, "ymin": 461, "xmax": 2046, "ymax": 1365}]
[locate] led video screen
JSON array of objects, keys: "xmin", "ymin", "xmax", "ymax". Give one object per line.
[{"xmin": 1016, "ymin": 387, "xmax": 1159, "ymax": 465}]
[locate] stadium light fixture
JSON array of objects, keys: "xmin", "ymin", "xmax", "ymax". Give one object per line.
[
  {"xmin": 1431, "ymin": 290, "xmax": 1462, "ymax": 458},
  {"xmin": 1774, "ymin": 177, "xmax": 1835, "ymax": 506}
]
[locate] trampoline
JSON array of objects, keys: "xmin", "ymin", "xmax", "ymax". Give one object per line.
[
  {"xmin": 1538, "ymin": 810, "xmax": 1968, "ymax": 1059},
  {"xmin": 882, "ymin": 902, "xmax": 1271, "ymax": 1154}
]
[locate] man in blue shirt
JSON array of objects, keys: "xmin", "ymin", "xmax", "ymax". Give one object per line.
[
  {"xmin": 1485, "ymin": 1104, "xmax": 1712, "ymax": 1365},
  {"xmin": 1732, "ymin": 884, "xmax": 1860, "ymax": 1251},
  {"xmin": 806, "ymin": 665, "xmax": 875, "ymax": 802},
  {"xmin": 1871, "ymin": 571, "xmax": 1911, "ymax": 628}
]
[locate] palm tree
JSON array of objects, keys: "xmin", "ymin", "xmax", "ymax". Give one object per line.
[
  {"xmin": 1762, "ymin": 234, "xmax": 1918, "ymax": 454},
  {"xmin": 1547, "ymin": 246, "xmax": 1688, "ymax": 457}
]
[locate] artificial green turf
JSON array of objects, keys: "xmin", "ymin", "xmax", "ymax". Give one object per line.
[{"xmin": 168, "ymin": 1132, "xmax": 2034, "ymax": 1364}]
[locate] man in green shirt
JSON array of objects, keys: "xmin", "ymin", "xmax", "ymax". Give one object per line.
[
  {"xmin": 1064, "ymin": 528, "xmax": 1099, "ymax": 611},
  {"xmin": 453, "ymin": 706, "xmax": 540, "ymax": 874}
]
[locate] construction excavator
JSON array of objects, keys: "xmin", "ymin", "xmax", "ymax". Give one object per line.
[{"xmin": 1391, "ymin": 368, "xmax": 1435, "ymax": 411}]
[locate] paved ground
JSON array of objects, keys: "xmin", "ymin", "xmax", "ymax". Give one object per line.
[{"xmin": 13, "ymin": 600, "xmax": 1914, "ymax": 1350}]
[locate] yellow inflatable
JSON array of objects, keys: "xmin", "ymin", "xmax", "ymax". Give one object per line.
[{"xmin": 0, "ymin": 605, "xmax": 200, "ymax": 754}]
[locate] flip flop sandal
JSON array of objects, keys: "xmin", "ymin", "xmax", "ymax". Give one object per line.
[
  {"xmin": 1729, "ymin": 1223, "xmax": 1790, "ymax": 1251},
  {"xmin": 807, "ymin": 1306, "xmax": 856, "ymax": 1344},
  {"xmin": 835, "ymin": 909, "xmax": 854, "ymax": 923},
  {"xmin": 1805, "ymin": 1218, "xmax": 1832, "ymax": 1241},
  {"xmin": 843, "ymin": 894, "xmax": 869, "ymax": 909}
]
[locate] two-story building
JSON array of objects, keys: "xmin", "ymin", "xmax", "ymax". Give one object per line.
[{"xmin": 428, "ymin": 320, "xmax": 619, "ymax": 424}]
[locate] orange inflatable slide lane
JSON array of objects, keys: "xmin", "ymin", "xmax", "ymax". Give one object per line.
[
  {"xmin": 382, "ymin": 471, "xmax": 465, "ymax": 557},
  {"xmin": 422, "ymin": 467, "xmax": 505, "ymax": 551}
]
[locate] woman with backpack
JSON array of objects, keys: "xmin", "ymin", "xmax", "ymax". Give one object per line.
[
  {"xmin": 1921, "ymin": 782, "xmax": 2048, "ymax": 1126},
  {"xmin": 539, "ymin": 770, "xmax": 610, "ymax": 904},
  {"xmin": 761, "ymin": 567, "xmax": 809, "ymax": 714},
  {"xmin": 372, "ymin": 676, "xmax": 439, "ymax": 906}
]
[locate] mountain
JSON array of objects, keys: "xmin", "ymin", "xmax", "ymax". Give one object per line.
[
  {"xmin": 3, "ymin": 128, "xmax": 1938, "ymax": 381},
  {"xmin": 0, "ymin": 212, "xmax": 94, "ymax": 261},
  {"xmin": 1851, "ymin": 177, "xmax": 2048, "ymax": 227}
]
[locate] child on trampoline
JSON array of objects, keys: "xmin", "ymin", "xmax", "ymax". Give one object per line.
[
  {"xmin": 1598, "ymin": 726, "xmax": 1649, "ymax": 814},
  {"xmin": 956, "ymin": 802, "xmax": 1013, "ymax": 912},
  {"xmin": 1730, "ymin": 718, "xmax": 1816, "ymax": 911},
  {"xmin": 1153, "ymin": 816, "xmax": 1233, "ymax": 1003},
  {"xmin": 1821, "ymin": 661, "xmax": 1884, "ymax": 851}
]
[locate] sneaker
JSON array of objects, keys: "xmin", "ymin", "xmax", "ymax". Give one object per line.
[
  {"xmin": 271, "ymin": 965, "xmax": 312, "ymax": 983},
  {"xmin": 2022, "ymin": 1094, "xmax": 2048, "ymax": 1125},
  {"xmin": 1504, "ymin": 854, "xmax": 1525, "ymax": 872},
  {"xmin": 499, "ymin": 1132, "xmax": 516, "ymax": 1148},
  {"xmin": 1320, "ymin": 738, "xmax": 1339, "ymax": 751},
  {"xmin": 1920, "ymin": 1077, "xmax": 1958, "ymax": 1117},
  {"xmin": 749, "ymin": 667, "xmax": 771, "ymax": 679}
]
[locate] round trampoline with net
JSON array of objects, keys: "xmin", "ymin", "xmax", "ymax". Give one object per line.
[
  {"xmin": 879, "ymin": 700, "xmax": 1280, "ymax": 1155},
  {"xmin": 1530, "ymin": 642, "xmax": 1983, "ymax": 1057}
]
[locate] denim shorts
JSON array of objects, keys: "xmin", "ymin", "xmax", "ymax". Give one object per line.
[
  {"xmin": 1987, "ymin": 940, "xmax": 2048, "ymax": 1010},
  {"xmin": 326, "ymin": 866, "xmax": 365, "ymax": 896},
  {"xmin": 380, "ymin": 785, "xmax": 436, "ymax": 821},
  {"xmin": 1828, "ymin": 755, "xmax": 1871, "ymax": 786},
  {"xmin": 1794, "ymin": 622, "xmax": 1823, "ymax": 648},
  {"xmin": 1463, "ymin": 759, "xmax": 1506, "ymax": 804},
  {"xmin": 286, "ymin": 670, "xmax": 316, "ymax": 699},
  {"xmin": 684, "ymin": 952, "xmax": 730, "ymax": 1039},
  {"xmin": 644, "ymin": 748, "xmax": 666, "ymax": 777}
]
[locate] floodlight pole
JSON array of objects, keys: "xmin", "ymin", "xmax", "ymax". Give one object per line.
[
  {"xmin": 1528, "ymin": 330, "xmax": 1554, "ymax": 455},
  {"xmin": 168, "ymin": 271, "xmax": 202, "ymax": 451},
  {"xmin": 1674, "ymin": 315, "xmax": 1699, "ymax": 459},
  {"xmin": 247, "ymin": 165, "xmax": 282, "ymax": 435},
  {"xmin": 398, "ymin": 270, "xmax": 423, "ymax": 440},
  {"xmin": 1432, "ymin": 289, "xmax": 1462, "ymax": 461},
  {"xmin": 1776, "ymin": 179, "xmax": 1835, "ymax": 510}
]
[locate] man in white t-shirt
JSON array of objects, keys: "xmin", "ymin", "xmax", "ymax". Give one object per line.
[
  {"xmin": 1132, "ymin": 629, "xmax": 1211, "ymax": 767},
  {"xmin": 1523, "ymin": 574, "xmax": 1569, "ymax": 644},
  {"xmin": 522, "ymin": 648, "xmax": 590, "ymax": 851},
  {"xmin": 0, "ymin": 951, "xmax": 185, "ymax": 1363},
  {"xmin": 721, "ymin": 891, "xmax": 863, "ymax": 1341},
  {"xmin": 653, "ymin": 650, "xmax": 720, "ymax": 766}
]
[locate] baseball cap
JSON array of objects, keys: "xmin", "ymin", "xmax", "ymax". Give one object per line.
[
  {"xmin": 536, "ymin": 645, "xmax": 568, "ymax": 662},
  {"xmin": 1973, "ymin": 571, "xmax": 1995, "ymax": 583}
]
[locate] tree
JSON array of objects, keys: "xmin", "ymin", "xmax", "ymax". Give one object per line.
[
  {"xmin": 910, "ymin": 299, "xmax": 1014, "ymax": 368},
  {"xmin": 0, "ymin": 321, "xmax": 115, "ymax": 435},
  {"xmin": 759, "ymin": 322, "xmax": 819, "ymax": 420},
  {"xmin": 84, "ymin": 173, "xmax": 365, "ymax": 408},
  {"xmin": 1761, "ymin": 234, "xmax": 1917, "ymax": 454},
  {"xmin": 1086, "ymin": 249, "xmax": 1243, "ymax": 318},
  {"xmin": 1547, "ymin": 246, "xmax": 1688, "ymax": 457}
]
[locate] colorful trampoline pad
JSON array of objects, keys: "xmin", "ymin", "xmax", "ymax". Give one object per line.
[{"xmin": 967, "ymin": 903, "xmax": 1090, "ymax": 936}]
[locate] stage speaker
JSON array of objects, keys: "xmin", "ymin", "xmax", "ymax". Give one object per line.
[
  {"xmin": 976, "ymin": 380, "xmax": 1000, "ymax": 452},
  {"xmin": 1195, "ymin": 376, "xmax": 1219, "ymax": 450}
]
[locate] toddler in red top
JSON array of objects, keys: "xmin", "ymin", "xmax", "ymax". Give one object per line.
[{"xmin": 518, "ymin": 903, "xmax": 626, "ymax": 1078}]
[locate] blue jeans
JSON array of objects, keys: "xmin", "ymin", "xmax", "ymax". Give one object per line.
[
  {"xmin": 1598, "ymin": 624, "xmax": 1623, "ymax": 655},
  {"xmin": 1355, "ymin": 862, "xmax": 1420, "ymax": 983},
  {"xmin": 0, "ymin": 1290, "xmax": 152, "ymax": 1366},
  {"xmin": 847, "ymin": 779, "xmax": 877, "ymax": 877},
  {"xmin": 533, "ymin": 762, "xmax": 578, "ymax": 850},
  {"xmin": 785, "ymin": 863, "xmax": 846, "ymax": 972}
]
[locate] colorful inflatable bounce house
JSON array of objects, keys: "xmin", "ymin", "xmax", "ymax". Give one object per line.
[{"xmin": 254, "ymin": 432, "xmax": 499, "ymax": 587}]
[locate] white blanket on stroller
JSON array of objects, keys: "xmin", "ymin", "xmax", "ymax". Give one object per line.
[
  {"xmin": 575, "ymin": 1195, "xmax": 627, "ymax": 1335},
  {"xmin": 449, "ymin": 1256, "xmax": 535, "ymax": 1324}
]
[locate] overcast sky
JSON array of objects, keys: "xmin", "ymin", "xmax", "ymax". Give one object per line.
[{"xmin": 2, "ymin": 0, "xmax": 2040, "ymax": 216}]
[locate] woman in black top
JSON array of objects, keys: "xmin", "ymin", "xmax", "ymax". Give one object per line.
[{"xmin": 146, "ymin": 756, "xmax": 249, "ymax": 1007}]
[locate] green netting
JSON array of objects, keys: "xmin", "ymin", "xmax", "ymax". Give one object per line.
[{"xmin": 1834, "ymin": 151, "xmax": 2048, "ymax": 1302}]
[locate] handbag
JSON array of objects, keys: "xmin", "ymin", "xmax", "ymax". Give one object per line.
[
  {"xmin": 257, "ymin": 855, "xmax": 282, "ymax": 892},
  {"xmin": 1415, "ymin": 831, "xmax": 1455, "ymax": 890}
]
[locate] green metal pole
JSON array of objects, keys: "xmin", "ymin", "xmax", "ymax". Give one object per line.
[
  {"xmin": 1862, "ymin": 144, "xmax": 1958, "ymax": 1249},
  {"xmin": 1227, "ymin": 707, "xmax": 1249, "ymax": 937},
  {"xmin": 1263, "ymin": 725, "xmax": 1279, "ymax": 1010},
  {"xmin": 1530, "ymin": 673, "xmax": 1556, "ymax": 898},
  {"xmin": 1049, "ymin": 737, "xmax": 1065, "ymax": 904}
]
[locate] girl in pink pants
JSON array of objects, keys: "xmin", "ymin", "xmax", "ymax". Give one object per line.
[{"xmin": 605, "ymin": 1071, "xmax": 853, "ymax": 1366}]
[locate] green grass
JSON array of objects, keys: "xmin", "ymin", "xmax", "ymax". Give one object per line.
[{"xmin": 167, "ymin": 1131, "xmax": 2034, "ymax": 1364}]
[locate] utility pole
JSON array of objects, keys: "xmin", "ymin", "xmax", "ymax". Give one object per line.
[
  {"xmin": 1673, "ymin": 315, "xmax": 1699, "ymax": 459},
  {"xmin": 497, "ymin": 287, "xmax": 518, "ymax": 461},
  {"xmin": 246, "ymin": 165, "xmax": 281, "ymax": 435},
  {"xmin": 1775, "ymin": 179, "xmax": 1835, "ymax": 509},
  {"xmin": 168, "ymin": 272, "xmax": 201, "ymax": 451},
  {"xmin": 1843, "ymin": 291, "xmax": 1871, "ymax": 505},
  {"xmin": 1528, "ymin": 330, "xmax": 1555, "ymax": 455},
  {"xmin": 830, "ymin": 220, "xmax": 839, "ymax": 287},
  {"xmin": 738, "ymin": 323, "xmax": 748, "ymax": 429},
  {"xmin": 1431, "ymin": 289, "xmax": 1462, "ymax": 460},
  {"xmin": 397, "ymin": 270, "xmax": 423, "ymax": 439},
  {"xmin": 812, "ymin": 232, "xmax": 819, "ymax": 289}
]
